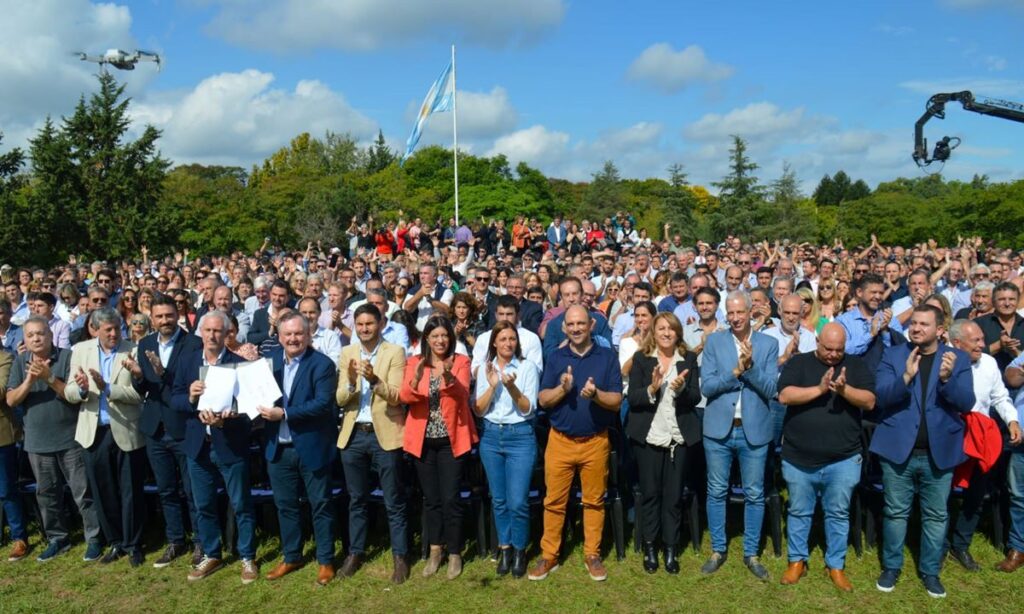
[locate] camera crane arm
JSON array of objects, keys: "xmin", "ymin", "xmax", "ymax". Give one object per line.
[{"xmin": 913, "ymin": 90, "xmax": 1024, "ymax": 166}]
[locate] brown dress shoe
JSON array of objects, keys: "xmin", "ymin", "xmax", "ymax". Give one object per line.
[
  {"xmin": 827, "ymin": 567, "xmax": 853, "ymax": 592},
  {"xmin": 584, "ymin": 555, "xmax": 607, "ymax": 581},
  {"xmin": 317, "ymin": 564, "xmax": 334, "ymax": 586},
  {"xmin": 527, "ymin": 557, "xmax": 559, "ymax": 581},
  {"xmin": 996, "ymin": 549, "xmax": 1024, "ymax": 573},
  {"xmin": 337, "ymin": 553, "xmax": 364, "ymax": 578},
  {"xmin": 7, "ymin": 540, "xmax": 28, "ymax": 562},
  {"xmin": 780, "ymin": 561, "xmax": 807, "ymax": 585},
  {"xmin": 391, "ymin": 554, "xmax": 410, "ymax": 585},
  {"xmin": 266, "ymin": 561, "xmax": 302, "ymax": 581}
]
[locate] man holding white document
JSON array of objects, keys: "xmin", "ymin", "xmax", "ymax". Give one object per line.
[
  {"xmin": 258, "ymin": 312, "xmax": 339, "ymax": 586},
  {"xmin": 172, "ymin": 310, "xmax": 258, "ymax": 584}
]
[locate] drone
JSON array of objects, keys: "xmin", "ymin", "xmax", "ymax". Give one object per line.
[{"xmin": 72, "ymin": 49, "xmax": 161, "ymax": 72}]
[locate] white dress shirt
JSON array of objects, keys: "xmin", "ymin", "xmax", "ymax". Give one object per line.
[{"xmin": 971, "ymin": 353, "xmax": 1019, "ymax": 425}]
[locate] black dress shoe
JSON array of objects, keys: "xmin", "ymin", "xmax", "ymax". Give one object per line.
[
  {"xmin": 100, "ymin": 547, "xmax": 126, "ymax": 565},
  {"xmin": 664, "ymin": 545, "xmax": 680, "ymax": 575},
  {"xmin": 949, "ymin": 548, "xmax": 981, "ymax": 572},
  {"xmin": 511, "ymin": 549, "xmax": 528, "ymax": 578},
  {"xmin": 337, "ymin": 553, "xmax": 365, "ymax": 578},
  {"xmin": 643, "ymin": 542, "xmax": 659, "ymax": 574},
  {"xmin": 129, "ymin": 549, "xmax": 145, "ymax": 568},
  {"xmin": 496, "ymin": 548, "xmax": 513, "ymax": 576}
]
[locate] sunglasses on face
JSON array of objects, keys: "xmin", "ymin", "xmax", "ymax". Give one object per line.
[{"xmin": 91, "ymin": 298, "xmax": 108, "ymax": 304}]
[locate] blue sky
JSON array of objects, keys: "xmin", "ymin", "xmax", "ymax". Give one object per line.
[{"xmin": 1, "ymin": 0, "xmax": 1022, "ymax": 191}]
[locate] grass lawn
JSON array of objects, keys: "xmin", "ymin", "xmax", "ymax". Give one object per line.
[{"xmin": 0, "ymin": 523, "xmax": 1016, "ymax": 614}]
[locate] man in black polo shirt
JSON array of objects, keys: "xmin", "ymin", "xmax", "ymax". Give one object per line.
[
  {"xmin": 974, "ymin": 282, "xmax": 1024, "ymax": 377},
  {"xmin": 529, "ymin": 305, "xmax": 623, "ymax": 583},
  {"xmin": 777, "ymin": 323, "xmax": 875, "ymax": 592}
]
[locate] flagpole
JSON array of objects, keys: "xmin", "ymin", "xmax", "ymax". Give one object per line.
[{"xmin": 451, "ymin": 43, "xmax": 460, "ymax": 226}]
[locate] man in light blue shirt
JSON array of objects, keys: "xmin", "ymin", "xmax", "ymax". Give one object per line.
[
  {"xmin": 611, "ymin": 282, "xmax": 653, "ymax": 349},
  {"xmin": 366, "ymin": 290, "xmax": 409, "ymax": 350},
  {"xmin": 297, "ymin": 298, "xmax": 342, "ymax": 366}
]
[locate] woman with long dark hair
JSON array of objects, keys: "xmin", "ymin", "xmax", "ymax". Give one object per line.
[
  {"xmin": 473, "ymin": 321, "xmax": 538, "ymax": 578},
  {"xmin": 400, "ymin": 316, "xmax": 477, "ymax": 579}
]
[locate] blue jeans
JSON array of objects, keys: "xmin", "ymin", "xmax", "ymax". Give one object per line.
[
  {"xmin": 1007, "ymin": 450, "xmax": 1024, "ymax": 552},
  {"xmin": 881, "ymin": 454, "xmax": 953, "ymax": 576},
  {"xmin": 782, "ymin": 455, "xmax": 861, "ymax": 569},
  {"xmin": 769, "ymin": 399, "xmax": 786, "ymax": 447},
  {"xmin": 479, "ymin": 421, "xmax": 536, "ymax": 550},
  {"xmin": 340, "ymin": 429, "xmax": 408, "ymax": 556},
  {"xmin": 704, "ymin": 426, "xmax": 768, "ymax": 557},
  {"xmin": 0, "ymin": 444, "xmax": 26, "ymax": 542},
  {"xmin": 188, "ymin": 446, "xmax": 256, "ymax": 560},
  {"xmin": 146, "ymin": 433, "xmax": 197, "ymax": 546},
  {"xmin": 267, "ymin": 445, "xmax": 334, "ymax": 565}
]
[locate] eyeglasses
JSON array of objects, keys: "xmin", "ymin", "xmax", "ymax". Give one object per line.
[
  {"xmin": 131, "ymin": 319, "xmax": 147, "ymax": 326},
  {"xmin": 738, "ymin": 260, "xmax": 751, "ymax": 265},
  {"xmin": 802, "ymin": 298, "xmax": 814, "ymax": 305},
  {"xmin": 855, "ymin": 268, "xmax": 869, "ymax": 274},
  {"xmin": 96, "ymin": 278, "xmax": 112, "ymax": 285},
  {"xmin": 973, "ymin": 273, "xmax": 990, "ymax": 279},
  {"xmin": 42, "ymin": 283, "xmax": 54, "ymax": 289},
  {"xmin": 123, "ymin": 295, "xmax": 137, "ymax": 301},
  {"xmin": 90, "ymin": 297, "xmax": 108, "ymax": 304},
  {"xmin": 475, "ymin": 276, "xmax": 490, "ymax": 282}
]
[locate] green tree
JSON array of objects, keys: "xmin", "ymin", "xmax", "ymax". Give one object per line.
[
  {"xmin": 759, "ymin": 163, "xmax": 817, "ymax": 242},
  {"xmin": 365, "ymin": 129, "xmax": 395, "ymax": 174},
  {"xmin": 707, "ymin": 135, "xmax": 765, "ymax": 241},
  {"xmin": 583, "ymin": 160, "xmax": 626, "ymax": 220}
]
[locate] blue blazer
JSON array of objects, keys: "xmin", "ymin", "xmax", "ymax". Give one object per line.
[
  {"xmin": 262, "ymin": 347, "xmax": 339, "ymax": 472},
  {"xmin": 701, "ymin": 330, "xmax": 779, "ymax": 446},
  {"xmin": 869, "ymin": 342, "xmax": 975, "ymax": 470},
  {"xmin": 247, "ymin": 307, "xmax": 272, "ymax": 346},
  {"xmin": 171, "ymin": 347, "xmax": 251, "ymax": 464},
  {"xmin": 138, "ymin": 331, "xmax": 202, "ymax": 440}
]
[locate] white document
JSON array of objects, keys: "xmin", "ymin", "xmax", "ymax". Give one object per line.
[
  {"xmin": 235, "ymin": 359, "xmax": 283, "ymax": 420},
  {"xmin": 198, "ymin": 365, "xmax": 237, "ymax": 413}
]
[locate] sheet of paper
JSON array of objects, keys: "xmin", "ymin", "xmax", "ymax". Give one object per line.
[
  {"xmin": 198, "ymin": 365, "xmax": 237, "ymax": 413},
  {"xmin": 235, "ymin": 359, "xmax": 283, "ymax": 420}
]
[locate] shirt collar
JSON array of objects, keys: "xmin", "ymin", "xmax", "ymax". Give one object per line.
[{"xmin": 285, "ymin": 350, "xmax": 304, "ymax": 366}]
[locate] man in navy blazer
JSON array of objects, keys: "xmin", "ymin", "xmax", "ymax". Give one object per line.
[
  {"xmin": 870, "ymin": 304, "xmax": 974, "ymax": 599},
  {"xmin": 137, "ymin": 294, "xmax": 203, "ymax": 568},
  {"xmin": 258, "ymin": 312, "xmax": 339, "ymax": 586},
  {"xmin": 171, "ymin": 310, "xmax": 259, "ymax": 584},
  {"xmin": 700, "ymin": 291, "xmax": 779, "ymax": 581}
]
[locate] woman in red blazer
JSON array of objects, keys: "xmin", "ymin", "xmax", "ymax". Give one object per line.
[{"xmin": 400, "ymin": 315, "xmax": 478, "ymax": 580}]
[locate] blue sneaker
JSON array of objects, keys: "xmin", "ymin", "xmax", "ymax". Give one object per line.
[
  {"xmin": 921, "ymin": 574, "xmax": 946, "ymax": 598},
  {"xmin": 876, "ymin": 568, "xmax": 900, "ymax": 592},
  {"xmin": 37, "ymin": 540, "xmax": 71, "ymax": 562},
  {"xmin": 83, "ymin": 542, "xmax": 104, "ymax": 562}
]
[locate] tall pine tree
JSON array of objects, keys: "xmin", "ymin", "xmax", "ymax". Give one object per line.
[{"xmin": 708, "ymin": 135, "xmax": 764, "ymax": 241}]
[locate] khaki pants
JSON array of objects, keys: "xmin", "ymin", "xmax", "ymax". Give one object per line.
[{"xmin": 540, "ymin": 428, "xmax": 610, "ymax": 560}]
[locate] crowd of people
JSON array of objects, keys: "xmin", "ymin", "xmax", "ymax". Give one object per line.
[{"xmin": 1, "ymin": 211, "xmax": 1024, "ymax": 600}]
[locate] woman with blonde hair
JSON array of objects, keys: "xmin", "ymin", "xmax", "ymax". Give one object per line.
[
  {"xmin": 796, "ymin": 286, "xmax": 824, "ymax": 335},
  {"xmin": 627, "ymin": 312, "xmax": 701, "ymax": 575}
]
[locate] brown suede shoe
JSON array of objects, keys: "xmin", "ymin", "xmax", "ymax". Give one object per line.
[
  {"xmin": 265, "ymin": 561, "xmax": 302, "ymax": 581},
  {"xmin": 996, "ymin": 549, "xmax": 1024, "ymax": 573},
  {"xmin": 316, "ymin": 564, "xmax": 334, "ymax": 586},
  {"xmin": 584, "ymin": 555, "xmax": 607, "ymax": 582},
  {"xmin": 391, "ymin": 554, "xmax": 410, "ymax": 585},
  {"xmin": 527, "ymin": 557, "xmax": 559, "ymax": 581},
  {"xmin": 780, "ymin": 561, "xmax": 807, "ymax": 585},
  {"xmin": 187, "ymin": 556, "xmax": 223, "ymax": 581},
  {"xmin": 7, "ymin": 540, "xmax": 28, "ymax": 562},
  {"xmin": 827, "ymin": 567, "xmax": 853, "ymax": 592}
]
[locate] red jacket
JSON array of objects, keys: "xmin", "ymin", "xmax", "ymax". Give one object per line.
[
  {"xmin": 953, "ymin": 412, "xmax": 1003, "ymax": 489},
  {"xmin": 400, "ymin": 354, "xmax": 478, "ymax": 458}
]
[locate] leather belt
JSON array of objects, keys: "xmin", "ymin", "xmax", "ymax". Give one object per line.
[
  {"xmin": 355, "ymin": 423, "xmax": 375, "ymax": 433},
  {"xmin": 732, "ymin": 418, "xmax": 743, "ymax": 427}
]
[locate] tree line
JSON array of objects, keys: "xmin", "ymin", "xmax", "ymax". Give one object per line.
[{"xmin": 1, "ymin": 74, "xmax": 1022, "ymax": 266}]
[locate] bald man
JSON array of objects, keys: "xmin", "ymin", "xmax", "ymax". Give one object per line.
[{"xmin": 777, "ymin": 323, "xmax": 876, "ymax": 591}]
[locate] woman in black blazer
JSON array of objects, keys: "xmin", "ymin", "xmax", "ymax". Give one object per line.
[{"xmin": 627, "ymin": 311, "xmax": 701, "ymax": 575}]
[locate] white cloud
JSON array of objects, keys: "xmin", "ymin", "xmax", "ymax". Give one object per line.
[
  {"xmin": 0, "ymin": 0, "xmax": 156, "ymax": 153},
  {"xmin": 985, "ymin": 55, "xmax": 1008, "ymax": 71},
  {"xmin": 202, "ymin": 0, "xmax": 565, "ymax": 52},
  {"xmin": 900, "ymin": 78, "xmax": 1024, "ymax": 97},
  {"xmin": 485, "ymin": 125, "xmax": 570, "ymax": 167},
  {"xmin": 131, "ymin": 70, "xmax": 377, "ymax": 166},
  {"xmin": 626, "ymin": 43, "xmax": 734, "ymax": 93},
  {"xmin": 420, "ymin": 86, "xmax": 517, "ymax": 142},
  {"xmin": 683, "ymin": 102, "xmax": 829, "ymax": 143}
]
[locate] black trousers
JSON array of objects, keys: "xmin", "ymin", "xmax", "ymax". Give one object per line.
[
  {"xmin": 414, "ymin": 437, "xmax": 465, "ymax": 553},
  {"xmin": 633, "ymin": 439, "xmax": 688, "ymax": 546},
  {"xmin": 83, "ymin": 426, "xmax": 147, "ymax": 551}
]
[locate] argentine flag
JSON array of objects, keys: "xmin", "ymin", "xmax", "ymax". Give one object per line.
[{"xmin": 402, "ymin": 60, "xmax": 454, "ymax": 164}]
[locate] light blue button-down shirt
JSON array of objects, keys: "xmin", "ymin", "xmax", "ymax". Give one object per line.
[
  {"xmin": 97, "ymin": 345, "xmax": 116, "ymax": 426},
  {"xmin": 382, "ymin": 320, "xmax": 410, "ymax": 349},
  {"xmin": 158, "ymin": 329, "xmax": 180, "ymax": 367},
  {"xmin": 279, "ymin": 353, "xmax": 302, "ymax": 444},
  {"xmin": 836, "ymin": 307, "xmax": 893, "ymax": 356},
  {"xmin": 473, "ymin": 357, "xmax": 538, "ymax": 425},
  {"xmin": 356, "ymin": 341, "xmax": 382, "ymax": 424}
]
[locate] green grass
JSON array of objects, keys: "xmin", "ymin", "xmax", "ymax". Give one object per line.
[{"xmin": 0, "ymin": 527, "xmax": 1015, "ymax": 613}]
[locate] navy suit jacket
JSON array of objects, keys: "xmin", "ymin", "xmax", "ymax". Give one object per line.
[
  {"xmin": 701, "ymin": 329, "xmax": 779, "ymax": 446},
  {"xmin": 171, "ymin": 347, "xmax": 251, "ymax": 464},
  {"xmin": 869, "ymin": 342, "xmax": 975, "ymax": 470},
  {"xmin": 262, "ymin": 346, "xmax": 339, "ymax": 472},
  {"xmin": 138, "ymin": 330, "xmax": 202, "ymax": 440},
  {"xmin": 247, "ymin": 307, "xmax": 272, "ymax": 346},
  {"xmin": 518, "ymin": 299, "xmax": 543, "ymax": 335}
]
